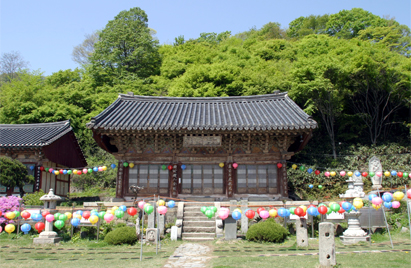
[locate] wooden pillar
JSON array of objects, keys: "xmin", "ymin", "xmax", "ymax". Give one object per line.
[
  {"xmin": 169, "ymin": 163, "xmax": 179, "ymax": 198},
  {"xmin": 116, "ymin": 161, "xmax": 124, "ymax": 199},
  {"xmin": 278, "ymin": 165, "xmax": 288, "ymax": 197},
  {"xmin": 226, "ymin": 162, "xmax": 234, "ymax": 197}
]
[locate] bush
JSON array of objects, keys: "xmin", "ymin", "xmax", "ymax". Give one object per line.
[
  {"xmin": 22, "ymin": 190, "xmax": 45, "ymax": 206},
  {"xmin": 104, "ymin": 226, "xmax": 138, "ymax": 245},
  {"xmin": 246, "ymin": 218, "xmax": 288, "ymax": 243}
]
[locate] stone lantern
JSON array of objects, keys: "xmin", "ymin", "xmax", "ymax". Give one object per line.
[{"xmin": 33, "ymin": 189, "xmax": 63, "ymax": 244}]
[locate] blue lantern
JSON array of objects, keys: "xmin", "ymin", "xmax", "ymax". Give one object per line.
[
  {"xmin": 111, "ymin": 164, "xmax": 116, "ymax": 169},
  {"xmin": 382, "ymin": 193, "xmax": 392, "ymax": 202},
  {"xmin": 30, "ymin": 165, "xmax": 35, "ymax": 170},
  {"xmin": 309, "ymin": 184, "xmax": 314, "ymax": 189},
  {"xmin": 391, "ymin": 170, "xmax": 397, "ymax": 176},
  {"xmin": 181, "ymin": 164, "xmax": 186, "ymax": 170},
  {"xmin": 90, "ymin": 211, "xmax": 99, "ymax": 217},
  {"xmin": 307, "ymin": 168, "xmax": 313, "ymax": 174},
  {"xmin": 384, "ymin": 202, "xmax": 392, "ymax": 209},
  {"xmin": 76, "ymin": 210, "xmax": 83, "ymax": 216},
  {"xmin": 119, "ymin": 205, "xmax": 127, "ymax": 212},
  {"xmin": 368, "ymin": 194, "xmax": 377, "ymax": 201},
  {"xmin": 63, "ymin": 170, "xmax": 67, "ymax": 175},
  {"xmin": 31, "ymin": 213, "xmax": 42, "ymax": 222},
  {"xmin": 307, "ymin": 207, "xmax": 318, "ymax": 216},
  {"xmin": 284, "ymin": 209, "xmax": 291, "ymax": 217},
  {"xmin": 354, "ymin": 171, "xmax": 361, "ymax": 177},
  {"xmin": 21, "ymin": 223, "xmax": 31, "ymax": 234},
  {"xmin": 167, "ymin": 200, "xmax": 175, "ymax": 208},
  {"xmin": 232, "ymin": 211, "xmax": 241, "ymax": 220},
  {"xmin": 342, "ymin": 202, "xmax": 352, "ymax": 211},
  {"xmin": 71, "ymin": 218, "xmax": 80, "ymax": 227}
]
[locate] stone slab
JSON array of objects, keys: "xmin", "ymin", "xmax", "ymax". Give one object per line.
[
  {"xmin": 319, "ymin": 222, "xmax": 336, "ymax": 267},
  {"xmin": 177, "ymin": 202, "xmax": 184, "ymax": 219},
  {"xmin": 33, "ymin": 237, "xmax": 62, "ymax": 244},
  {"xmin": 171, "ymin": 226, "xmax": 178, "ymax": 241},
  {"xmin": 241, "ymin": 200, "xmax": 248, "ymax": 234},
  {"xmin": 148, "ymin": 201, "xmax": 156, "ymax": 228},
  {"xmin": 146, "ymin": 228, "xmax": 158, "ymax": 243},
  {"xmin": 296, "ymin": 218, "xmax": 308, "ymax": 247},
  {"xmin": 229, "ymin": 200, "xmax": 237, "ymax": 213},
  {"xmin": 176, "ymin": 219, "xmax": 183, "ymax": 239},
  {"xmin": 224, "ymin": 217, "xmax": 237, "ymax": 240}
]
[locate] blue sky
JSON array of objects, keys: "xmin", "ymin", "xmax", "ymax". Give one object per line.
[{"xmin": 1, "ymin": 0, "xmax": 410, "ymax": 76}]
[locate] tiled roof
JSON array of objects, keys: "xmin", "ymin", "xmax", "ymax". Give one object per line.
[
  {"xmin": 0, "ymin": 120, "xmax": 72, "ymax": 148},
  {"xmin": 87, "ymin": 93, "xmax": 317, "ymax": 132}
]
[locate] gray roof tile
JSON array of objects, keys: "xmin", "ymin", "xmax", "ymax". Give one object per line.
[{"xmin": 87, "ymin": 93, "xmax": 317, "ymax": 132}]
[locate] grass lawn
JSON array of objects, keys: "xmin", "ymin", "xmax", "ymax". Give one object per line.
[{"xmin": 0, "ymin": 230, "xmax": 410, "ymax": 267}]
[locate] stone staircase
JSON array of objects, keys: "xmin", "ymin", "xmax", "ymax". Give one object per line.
[{"xmin": 182, "ymin": 202, "xmax": 216, "ymax": 241}]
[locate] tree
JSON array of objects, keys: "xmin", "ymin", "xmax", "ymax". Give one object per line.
[
  {"xmin": 0, "ymin": 51, "xmax": 29, "ymax": 81},
  {"xmin": 0, "ymin": 157, "xmax": 34, "ymax": 193},
  {"xmin": 72, "ymin": 31, "xmax": 99, "ymax": 66},
  {"xmin": 90, "ymin": 7, "xmax": 161, "ymax": 79},
  {"xmin": 326, "ymin": 8, "xmax": 389, "ymax": 39},
  {"xmin": 288, "ymin": 15, "xmax": 329, "ymax": 38}
]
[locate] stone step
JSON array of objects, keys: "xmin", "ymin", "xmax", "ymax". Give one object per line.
[
  {"xmin": 182, "ymin": 232, "xmax": 215, "ymax": 238},
  {"xmin": 182, "ymin": 237, "xmax": 215, "ymax": 242},
  {"xmin": 184, "ymin": 202, "xmax": 215, "ymax": 206},
  {"xmin": 183, "ymin": 221, "xmax": 215, "ymax": 227},
  {"xmin": 184, "ymin": 206, "xmax": 205, "ymax": 211},
  {"xmin": 183, "ymin": 211, "xmax": 208, "ymax": 217},
  {"xmin": 183, "ymin": 216, "xmax": 215, "ymax": 221},
  {"xmin": 183, "ymin": 226, "xmax": 216, "ymax": 233}
]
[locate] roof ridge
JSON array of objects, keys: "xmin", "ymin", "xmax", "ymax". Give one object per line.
[{"xmin": 0, "ymin": 120, "xmax": 70, "ymax": 129}]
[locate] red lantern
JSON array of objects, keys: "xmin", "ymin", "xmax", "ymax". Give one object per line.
[
  {"xmin": 294, "ymin": 207, "xmax": 303, "ymax": 217},
  {"xmin": 21, "ymin": 211, "xmax": 31, "ymax": 220},
  {"xmin": 82, "ymin": 211, "xmax": 91, "ymax": 220},
  {"xmin": 59, "ymin": 169, "xmax": 64, "ymax": 174},
  {"xmin": 308, "ymin": 204, "xmax": 316, "ymax": 208},
  {"xmin": 42, "ymin": 211, "xmax": 50, "ymax": 217},
  {"xmin": 245, "ymin": 210, "xmax": 255, "ymax": 219},
  {"xmin": 362, "ymin": 172, "xmax": 368, "ymax": 177},
  {"xmin": 40, "ymin": 166, "xmax": 45, "ymax": 171},
  {"xmin": 35, "ymin": 222, "xmax": 45, "ymax": 233},
  {"xmin": 318, "ymin": 206, "xmax": 328, "ymax": 215},
  {"xmin": 277, "ymin": 163, "xmax": 283, "ymax": 169},
  {"xmin": 338, "ymin": 208, "xmax": 345, "ymax": 214},
  {"xmin": 168, "ymin": 165, "xmax": 173, "ymax": 171},
  {"xmin": 397, "ymin": 172, "xmax": 403, "ymax": 178},
  {"xmin": 0, "ymin": 211, "xmax": 2, "ymax": 217},
  {"xmin": 257, "ymin": 207, "xmax": 265, "ymax": 214},
  {"xmin": 77, "ymin": 171, "xmax": 82, "ymax": 175},
  {"xmin": 127, "ymin": 207, "xmax": 138, "ymax": 216},
  {"xmin": 315, "ymin": 170, "xmax": 321, "ymax": 175}
]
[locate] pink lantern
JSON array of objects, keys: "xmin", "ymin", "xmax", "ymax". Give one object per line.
[
  {"xmin": 340, "ymin": 171, "xmax": 346, "ymax": 177},
  {"xmin": 324, "ymin": 171, "xmax": 330, "ymax": 177},
  {"xmin": 157, "ymin": 206, "xmax": 167, "ymax": 215},
  {"xmin": 259, "ymin": 210, "xmax": 269, "ymax": 219},
  {"xmin": 104, "ymin": 213, "xmax": 114, "ymax": 223},
  {"xmin": 138, "ymin": 201, "xmax": 146, "ymax": 209},
  {"xmin": 409, "ymin": 173, "xmax": 411, "ymax": 178},
  {"xmin": 407, "ymin": 189, "xmax": 411, "ymax": 199},
  {"xmin": 233, "ymin": 163, "xmax": 238, "ymax": 169},
  {"xmin": 49, "ymin": 168, "xmax": 54, "ymax": 173},
  {"xmin": 45, "ymin": 214, "xmax": 55, "ymax": 222},
  {"xmin": 0, "ymin": 226, "xmax": 2, "ymax": 233},
  {"xmin": 218, "ymin": 209, "xmax": 229, "ymax": 220},
  {"xmin": 392, "ymin": 201, "xmax": 401, "ymax": 209},
  {"xmin": 83, "ymin": 168, "xmax": 88, "ymax": 174},
  {"xmin": 372, "ymin": 197, "xmax": 383, "ymax": 206},
  {"xmin": 98, "ymin": 167, "xmax": 103, "ymax": 172},
  {"xmin": 375, "ymin": 171, "xmax": 382, "ymax": 177}
]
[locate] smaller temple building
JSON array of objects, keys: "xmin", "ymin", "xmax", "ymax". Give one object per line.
[
  {"xmin": 87, "ymin": 92, "xmax": 317, "ymax": 200},
  {"xmin": 0, "ymin": 120, "xmax": 87, "ymax": 197}
]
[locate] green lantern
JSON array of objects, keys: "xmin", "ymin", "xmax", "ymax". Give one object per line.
[
  {"xmin": 88, "ymin": 168, "xmax": 93, "ymax": 173},
  {"xmin": 299, "ymin": 165, "xmax": 305, "ymax": 171},
  {"xmin": 200, "ymin": 206, "xmax": 207, "ymax": 214},
  {"xmin": 67, "ymin": 170, "xmax": 72, "ymax": 174},
  {"xmin": 98, "ymin": 211, "xmax": 106, "ymax": 220},
  {"xmin": 369, "ymin": 172, "xmax": 375, "ymax": 177},
  {"xmin": 144, "ymin": 205, "xmax": 154, "ymax": 215},
  {"xmin": 123, "ymin": 162, "xmax": 129, "ymax": 167},
  {"xmin": 318, "ymin": 185, "xmax": 323, "ymax": 189},
  {"xmin": 161, "ymin": 165, "xmax": 167, "ymax": 170},
  {"xmin": 13, "ymin": 211, "xmax": 20, "ymax": 218},
  {"xmin": 45, "ymin": 168, "xmax": 49, "ymax": 172},
  {"xmin": 289, "ymin": 207, "xmax": 296, "ymax": 215},
  {"xmin": 54, "ymin": 220, "xmax": 65, "ymax": 229},
  {"xmin": 54, "ymin": 213, "xmax": 61, "ymax": 219},
  {"xmin": 59, "ymin": 214, "xmax": 67, "ymax": 222},
  {"xmin": 205, "ymin": 210, "xmax": 213, "ymax": 219},
  {"xmin": 403, "ymin": 172, "xmax": 409, "ymax": 178},
  {"xmin": 212, "ymin": 206, "xmax": 217, "ymax": 213},
  {"xmin": 330, "ymin": 203, "xmax": 340, "ymax": 212},
  {"xmin": 115, "ymin": 210, "xmax": 124, "ymax": 219},
  {"xmin": 326, "ymin": 207, "xmax": 332, "ymax": 215}
]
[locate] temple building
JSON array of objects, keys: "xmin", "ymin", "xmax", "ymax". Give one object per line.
[
  {"xmin": 87, "ymin": 92, "xmax": 317, "ymax": 201},
  {"xmin": 0, "ymin": 120, "xmax": 87, "ymax": 197}
]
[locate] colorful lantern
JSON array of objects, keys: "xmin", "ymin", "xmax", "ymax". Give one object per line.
[
  {"xmin": 144, "ymin": 205, "xmax": 154, "ymax": 215},
  {"xmin": 292, "ymin": 164, "xmax": 297, "ymax": 169},
  {"xmin": 127, "ymin": 207, "xmax": 137, "ymax": 216},
  {"xmin": 232, "ymin": 211, "xmax": 241, "ymax": 220},
  {"xmin": 392, "ymin": 201, "xmax": 401, "ymax": 209},
  {"xmin": 157, "ymin": 200, "xmax": 165, "ymax": 206},
  {"xmin": 71, "ymin": 218, "xmax": 80, "ymax": 227},
  {"xmin": 21, "ymin": 223, "xmax": 31, "ymax": 234},
  {"xmin": 82, "ymin": 211, "xmax": 91, "ymax": 220},
  {"xmin": 340, "ymin": 171, "xmax": 346, "ymax": 176},
  {"xmin": 104, "ymin": 213, "xmax": 114, "ymax": 223},
  {"xmin": 54, "ymin": 220, "xmax": 64, "ymax": 229},
  {"xmin": 330, "ymin": 171, "xmax": 336, "ymax": 177},
  {"xmin": 5, "ymin": 224, "xmax": 15, "ymax": 234},
  {"xmin": 384, "ymin": 171, "xmax": 390, "ymax": 177},
  {"xmin": 102, "ymin": 166, "xmax": 107, "ymax": 171},
  {"xmin": 89, "ymin": 215, "xmax": 99, "ymax": 225},
  {"xmin": 35, "ymin": 222, "xmax": 45, "ymax": 233},
  {"xmin": 31, "ymin": 213, "xmax": 42, "ymax": 222},
  {"xmin": 167, "ymin": 200, "xmax": 176, "ymax": 208},
  {"xmin": 376, "ymin": 171, "xmax": 382, "ymax": 177},
  {"xmin": 318, "ymin": 206, "xmax": 328, "ymax": 215},
  {"xmin": 268, "ymin": 209, "xmax": 278, "ymax": 218},
  {"xmin": 347, "ymin": 171, "xmax": 353, "ymax": 177},
  {"xmin": 277, "ymin": 163, "xmax": 282, "ymax": 169},
  {"xmin": 259, "ymin": 210, "xmax": 269, "ymax": 219},
  {"xmin": 257, "ymin": 207, "xmax": 265, "ymax": 214},
  {"xmin": 45, "ymin": 214, "xmax": 54, "ymax": 222},
  {"xmin": 219, "ymin": 163, "xmax": 224, "ymax": 168},
  {"xmin": 21, "ymin": 211, "xmax": 31, "ymax": 220},
  {"xmin": 233, "ymin": 163, "xmax": 238, "ymax": 169},
  {"xmin": 307, "ymin": 168, "xmax": 313, "ymax": 174},
  {"xmin": 362, "ymin": 172, "xmax": 368, "ymax": 177},
  {"xmin": 371, "ymin": 197, "xmax": 383, "ymax": 206},
  {"xmin": 245, "ymin": 209, "xmax": 255, "ymax": 219},
  {"xmin": 315, "ymin": 170, "xmax": 320, "ymax": 175},
  {"xmin": 138, "ymin": 201, "xmax": 146, "ymax": 209},
  {"xmin": 115, "ymin": 210, "xmax": 124, "ymax": 218},
  {"xmin": 65, "ymin": 212, "xmax": 72, "ymax": 219},
  {"xmin": 158, "ymin": 206, "xmax": 167, "ymax": 215},
  {"xmin": 324, "ymin": 171, "xmax": 330, "ymax": 177},
  {"xmin": 407, "ymin": 189, "xmax": 411, "ymax": 199},
  {"xmin": 168, "ymin": 165, "xmax": 173, "ymax": 170},
  {"xmin": 393, "ymin": 191, "xmax": 404, "ymax": 201},
  {"xmin": 129, "ymin": 163, "xmax": 135, "ymax": 168}
]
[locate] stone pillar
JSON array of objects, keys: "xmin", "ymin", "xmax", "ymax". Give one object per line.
[
  {"xmin": 319, "ymin": 222, "xmax": 336, "ymax": 267},
  {"xmin": 296, "ymin": 218, "xmax": 308, "ymax": 247},
  {"xmin": 225, "ymin": 200, "xmax": 238, "ymax": 240},
  {"xmin": 158, "ymin": 214, "xmax": 165, "ymax": 236},
  {"xmin": 170, "ymin": 226, "xmax": 178, "ymax": 241},
  {"xmin": 148, "ymin": 201, "xmax": 156, "ymax": 228},
  {"xmin": 241, "ymin": 200, "xmax": 248, "ymax": 234}
]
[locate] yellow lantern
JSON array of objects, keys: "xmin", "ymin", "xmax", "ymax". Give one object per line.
[
  {"xmin": 300, "ymin": 205, "xmax": 307, "ymax": 213},
  {"xmin": 112, "ymin": 206, "xmax": 119, "ymax": 212},
  {"xmin": 73, "ymin": 169, "xmax": 78, "ymax": 175},
  {"xmin": 102, "ymin": 166, "xmax": 107, "ymax": 171},
  {"xmin": 353, "ymin": 201, "xmax": 363, "ymax": 209},
  {"xmin": 65, "ymin": 212, "xmax": 72, "ymax": 219},
  {"xmin": 74, "ymin": 213, "xmax": 82, "ymax": 219},
  {"xmin": 393, "ymin": 191, "xmax": 404, "ymax": 201},
  {"xmin": 5, "ymin": 224, "xmax": 15, "ymax": 234},
  {"xmin": 330, "ymin": 171, "xmax": 336, "ymax": 177},
  {"xmin": 292, "ymin": 164, "xmax": 297, "ymax": 170},
  {"xmin": 219, "ymin": 163, "xmax": 224, "ymax": 168},
  {"xmin": 353, "ymin": 198, "xmax": 362, "ymax": 203},
  {"xmin": 372, "ymin": 204, "xmax": 381, "ymax": 210},
  {"xmin": 129, "ymin": 163, "xmax": 135, "ymax": 168},
  {"xmin": 89, "ymin": 215, "xmax": 99, "ymax": 225},
  {"xmin": 157, "ymin": 199, "xmax": 165, "ymax": 206},
  {"xmin": 5, "ymin": 212, "xmax": 15, "ymax": 220},
  {"xmin": 384, "ymin": 171, "xmax": 391, "ymax": 177},
  {"xmin": 347, "ymin": 171, "xmax": 353, "ymax": 177},
  {"xmin": 234, "ymin": 208, "xmax": 242, "ymax": 214},
  {"xmin": 269, "ymin": 209, "xmax": 278, "ymax": 217}
]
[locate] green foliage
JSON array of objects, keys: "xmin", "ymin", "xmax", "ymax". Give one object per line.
[
  {"xmin": 0, "ymin": 157, "xmax": 34, "ymax": 189},
  {"xmin": 22, "ymin": 189, "xmax": 45, "ymax": 206},
  {"xmin": 104, "ymin": 226, "xmax": 138, "ymax": 245},
  {"xmin": 246, "ymin": 218, "xmax": 288, "ymax": 243},
  {"xmin": 288, "ymin": 14, "xmax": 329, "ymax": 38}
]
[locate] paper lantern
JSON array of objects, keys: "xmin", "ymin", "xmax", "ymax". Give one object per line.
[
  {"xmin": 294, "ymin": 207, "xmax": 304, "ymax": 217},
  {"xmin": 384, "ymin": 202, "xmax": 392, "ymax": 209},
  {"xmin": 245, "ymin": 209, "xmax": 255, "ymax": 219},
  {"xmin": 376, "ymin": 171, "xmax": 382, "ymax": 177},
  {"xmin": 21, "ymin": 223, "xmax": 31, "ymax": 234},
  {"xmin": 347, "ymin": 171, "xmax": 353, "ymax": 177},
  {"xmin": 45, "ymin": 214, "xmax": 54, "ymax": 222},
  {"xmin": 138, "ymin": 201, "xmax": 146, "ymax": 209},
  {"xmin": 318, "ymin": 206, "xmax": 328, "ymax": 215},
  {"xmin": 382, "ymin": 193, "xmax": 393, "ymax": 202},
  {"xmin": 268, "ymin": 209, "xmax": 278, "ymax": 218},
  {"xmin": 168, "ymin": 165, "xmax": 173, "ymax": 170},
  {"xmin": 340, "ymin": 171, "xmax": 346, "ymax": 176},
  {"xmin": 21, "ymin": 211, "xmax": 31, "ymax": 220},
  {"xmin": 102, "ymin": 166, "xmax": 107, "ymax": 171},
  {"xmin": 277, "ymin": 163, "xmax": 282, "ymax": 169},
  {"xmin": 129, "ymin": 163, "xmax": 135, "ymax": 168},
  {"xmin": 407, "ymin": 189, "xmax": 411, "ymax": 199},
  {"xmin": 89, "ymin": 215, "xmax": 99, "ymax": 225},
  {"xmin": 157, "ymin": 199, "xmax": 165, "ymax": 206},
  {"xmin": 300, "ymin": 205, "xmax": 307, "ymax": 213},
  {"xmin": 315, "ymin": 170, "xmax": 320, "ymax": 175},
  {"xmin": 167, "ymin": 200, "xmax": 176, "ymax": 208},
  {"xmin": 218, "ymin": 209, "xmax": 229, "ymax": 220},
  {"xmin": 292, "ymin": 164, "xmax": 297, "ymax": 169},
  {"xmin": 115, "ymin": 210, "xmax": 124, "ymax": 218},
  {"xmin": 257, "ymin": 207, "xmax": 265, "ymax": 214},
  {"xmin": 5, "ymin": 224, "xmax": 15, "ymax": 234},
  {"xmin": 324, "ymin": 171, "xmax": 330, "ymax": 177},
  {"xmin": 362, "ymin": 172, "xmax": 368, "ymax": 177},
  {"xmin": 71, "ymin": 218, "xmax": 80, "ymax": 227},
  {"xmin": 98, "ymin": 166, "xmax": 103, "ymax": 172},
  {"xmin": 104, "ymin": 213, "xmax": 114, "ymax": 223},
  {"xmin": 372, "ymin": 197, "xmax": 383, "ymax": 205},
  {"xmin": 35, "ymin": 222, "xmax": 45, "ymax": 233},
  {"xmin": 392, "ymin": 201, "xmax": 401, "ymax": 208},
  {"xmin": 157, "ymin": 206, "xmax": 167, "ymax": 215},
  {"xmin": 181, "ymin": 164, "xmax": 186, "ymax": 170},
  {"xmin": 393, "ymin": 191, "xmax": 404, "ymax": 201},
  {"xmin": 65, "ymin": 212, "xmax": 72, "ymax": 219},
  {"xmin": 82, "ymin": 211, "xmax": 91, "ymax": 220},
  {"xmin": 219, "ymin": 163, "xmax": 224, "ymax": 168},
  {"xmin": 54, "ymin": 220, "xmax": 65, "ymax": 229},
  {"xmin": 330, "ymin": 171, "xmax": 336, "ymax": 177},
  {"xmin": 259, "ymin": 210, "xmax": 269, "ymax": 219},
  {"xmin": 233, "ymin": 163, "xmax": 238, "ymax": 169},
  {"xmin": 307, "ymin": 168, "xmax": 313, "ymax": 174},
  {"xmin": 307, "ymin": 207, "xmax": 318, "ymax": 216},
  {"xmin": 384, "ymin": 171, "xmax": 390, "ymax": 177},
  {"xmin": 127, "ymin": 207, "xmax": 137, "ymax": 216}
]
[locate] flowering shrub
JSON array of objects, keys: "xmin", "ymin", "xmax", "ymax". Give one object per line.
[{"xmin": 0, "ymin": 195, "xmax": 24, "ymax": 225}]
